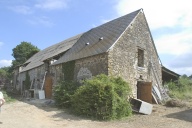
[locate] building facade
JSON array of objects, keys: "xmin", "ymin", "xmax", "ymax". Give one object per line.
[{"xmin": 13, "ymin": 9, "xmax": 165, "ymax": 100}]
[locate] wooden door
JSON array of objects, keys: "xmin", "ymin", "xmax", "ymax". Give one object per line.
[
  {"xmin": 44, "ymin": 75, "xmax": 53, "ymax": 99},
  {"xmin": 137, "ymin": 81, "xmax": 152, "ymax": 103}
]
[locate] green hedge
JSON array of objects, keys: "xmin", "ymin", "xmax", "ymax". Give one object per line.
[{"xmin": 71, "ymin": 74, "xmax": 132, "ymax": 120}]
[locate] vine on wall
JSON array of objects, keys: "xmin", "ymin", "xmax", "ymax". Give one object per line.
[
  {"xmin": 62, "ymin": 61, "xmax": 75, "ymax": 81},
  {"xmin": 24, "ymin": 71, "xmax": 31, "ymax": 90}
]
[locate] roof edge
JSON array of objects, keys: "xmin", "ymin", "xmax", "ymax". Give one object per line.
[
  {"xmin": 20, "ymin": 63, "xmax": 44, "ymax": 73},
  {"xmin": 162, "ymin": 66, "xmax": 180, "ymax": 77},
  {"xmin": 107, "ymin": 9, "xmax": 143, "ymax": 52}
]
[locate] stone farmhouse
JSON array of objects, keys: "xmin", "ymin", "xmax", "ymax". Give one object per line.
[{"xmin": 13, "ymin": 9, "xmax": 179, "ymax": 102}]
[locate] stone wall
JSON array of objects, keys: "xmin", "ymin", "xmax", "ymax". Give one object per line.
[
  {"xmin": 50, "ymin": 64, "xmax": 63, "ymax": 86},
  {"xmin": 16, "ymin": 63, "xmax": 63, "ymax": 97},
  {"xmin": 108, "ymin": 11, "xmax": 162, "ymax": 97},
  {"xmin": 16, "ymin": 72, "xmax": 25, "ymax": 92},
  {"xmin": 16, "ymin": 65, "xmax": 46, "ymax": 93},
  {"xmin": 74, "ymin": 53, "xmax": 108, "ymax": 82},
  {"xmin": 29, "ymin": 65, "xmax": 46, "ymax": 90}
]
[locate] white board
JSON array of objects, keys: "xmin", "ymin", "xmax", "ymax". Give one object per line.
[
  {"xmin": 38, "ymin": 90, "xmax": 45, "ymax": 99},
  {"xmin": 153, "ymin": 85, "xmax": 162, "ymax": 100}
]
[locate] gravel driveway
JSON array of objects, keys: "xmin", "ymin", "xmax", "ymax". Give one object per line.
[{"xmin": 0, "ymin": 99, "xmax": 191, "ymax": 128}]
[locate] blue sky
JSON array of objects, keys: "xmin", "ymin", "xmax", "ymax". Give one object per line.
[{"xmin": 0, "ymin": 0, "xmax": 191, "ymax": 76}]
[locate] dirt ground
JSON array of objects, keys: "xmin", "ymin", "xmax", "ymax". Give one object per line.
[{"xmin": 0, "ymin": 99, "xmax": 192, "ymax": 128}]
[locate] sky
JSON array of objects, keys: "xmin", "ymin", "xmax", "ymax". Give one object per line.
[{"xmin": 0, "ymin": 0, "xmax": 191, "ymax": 76}]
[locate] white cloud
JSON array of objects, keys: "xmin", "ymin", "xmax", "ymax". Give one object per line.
[
  {"xmin": 155, "ymin": 29, "xmax": 192, "ymax": 55},
  {"xmin": 114, "ymin": 0, "xmax": 192, "ymax": 29},
  {"xmin": 35, "ymin": 0, "xmax": 68, "ymax": 10},
  {"xmin": 8, "ymin": 5, "xmax": 33, "ymax": 15},
  {"xmin": 8, "ymin": 0, "xmax": 69, "ymax": 15},
  {"xmin": 163, "ymin": 52, "xmax": 192, "ymax": 75},
  {"xmin": 27, "ymin": 16, "xmax": 55, "ymax": 27},
  {"xmin": 0, "ymin": 60, "xmax": 12, "ymax": 68}
]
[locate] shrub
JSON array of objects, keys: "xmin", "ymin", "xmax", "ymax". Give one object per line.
[
  {"xmin": 53, "ymin": 81, "xmax": 79, "ymax": 108},
  {"xmin": 71, "ymin": 74, "xmax": 132, "ymax": 120}
]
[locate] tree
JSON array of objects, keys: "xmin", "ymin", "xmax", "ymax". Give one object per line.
[
  {"xmin": 189, "ymin": 75, "xmax": 192, "ymax": 80},
  {"xmin": 181, "ymin": 74, "xmax": 188, "ymax": 79},
  {"xmin": 12, "ymin": 41, "xmax": 40, "ymax": 68},
  {"xmin": 0, "ymin": 66, "xmax": 12, "ymax": 85},
  {"xmin": 0, "ymin": 68, "xmax": 7, "ymax": 85}
]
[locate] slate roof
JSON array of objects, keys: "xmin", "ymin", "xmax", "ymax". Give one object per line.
[
  {"xmin": 21, "ymin": 9, "xmax": 142, "ymax": 72},
  {"xmin": 53, "ymin": 9, "xmax": 142, "ymax": 65},
  {"xmin": 21, "ymin": 34, "xmax": 82, "ymax": 72}
]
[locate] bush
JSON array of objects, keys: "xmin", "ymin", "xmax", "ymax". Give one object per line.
[
  {"xmin": 53, "ymin": 81, "xmax": 79, "ymax": 108},
  {"xmin": 71, "ymin": 74, "xmax": 132, "ymax": 120}
]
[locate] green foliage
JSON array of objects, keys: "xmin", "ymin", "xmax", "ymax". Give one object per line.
[
  {"xmin": 166, "ymin": 76, "xmax": 192, "ymax": 100},
  {"xmin": 0, "ymin": 88, "xmax": 17, "ymax": 103},
  {"xmin": 189, "ymin": 74, "xmax": 192, "ymax": 79},
  {"xmin": 62, "ymin": 61, "xmax": 75, "ymax": 81},
  {"xmin": 0, "ymin": 68, "xmax": 7, "ymax": 77},
  {"xmin": 53, "ymin": 81, "xmax": 79, "ymax": 108},
  {"xmin": 166, "ymin": 80, "xmax": 176, "ymax": 90},
  {"xmin": 0, "ymin": 66, "xmax": 12, "ymax": 84},
  {"xmin": 71, "ymin": 74, "xmax": 132, "ymax": 120},
  {"xmin": 12, "ymin": 41, "xmax": 40, "ymax": 68},
  {"xmin": 2, "ymin": 90, "xmax": 17, "ymax": 103},
  {"xmin": 0, "ymin": 69, "xmax": 8, "ymax": 83}
]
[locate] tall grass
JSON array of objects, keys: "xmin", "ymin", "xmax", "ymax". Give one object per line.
[{"xmin": 166, "ymin": 76, "xmax": 192, "ymax": 100}]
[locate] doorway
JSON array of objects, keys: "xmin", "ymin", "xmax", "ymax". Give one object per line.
[
  {"xmin": 137, "ymin": 81, "xmax": 152, "ymax": 103},
  {"xmin": 44, "ymin": 74, "xmax": 53, "ymax": 99}
]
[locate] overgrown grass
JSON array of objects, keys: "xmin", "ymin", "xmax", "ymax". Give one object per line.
[{"xmin": 166, "ymin": 76, "xmax": 192, "ymax": 100}]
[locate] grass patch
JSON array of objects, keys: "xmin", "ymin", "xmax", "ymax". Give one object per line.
[{"xmin": 169, "ymin": 89, "xmax": 192, "ymax": 100}]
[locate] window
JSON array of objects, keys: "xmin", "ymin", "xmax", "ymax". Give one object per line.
[{"xmin": 138, "ymin": 49, "xmax": 144, "ymax": 67}]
